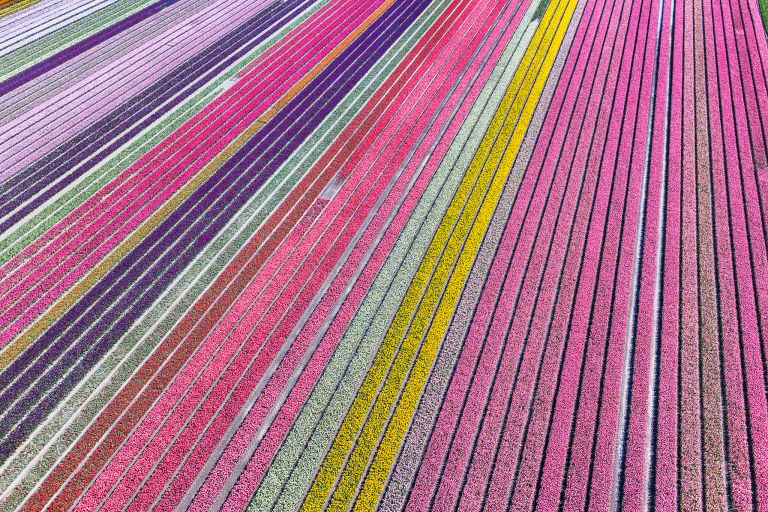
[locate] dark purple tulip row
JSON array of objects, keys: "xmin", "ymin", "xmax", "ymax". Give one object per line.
[{"xmin": 0, "ymin": 0, "xmax": 431, "ymax": 463}]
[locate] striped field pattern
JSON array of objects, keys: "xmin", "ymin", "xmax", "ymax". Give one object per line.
[{"xmin": 1, "ymin": 0, "xmax": 768, "ymax": 509}]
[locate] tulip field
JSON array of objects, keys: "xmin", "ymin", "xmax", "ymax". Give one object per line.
[{"xmin": 0, "ymin": 0, "xmax": 767, "ymax": 509}]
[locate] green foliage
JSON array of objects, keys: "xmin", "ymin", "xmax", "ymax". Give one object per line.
[{"xmin": 533, "ymin": 0, "xmax": 552, "ymax": 20}]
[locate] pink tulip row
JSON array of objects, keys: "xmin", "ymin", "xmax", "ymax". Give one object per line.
[{"xmin": 697, "ymin": 0, "xmax": 768, "ymax": 507}]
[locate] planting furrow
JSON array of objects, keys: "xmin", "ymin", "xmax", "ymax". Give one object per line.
[
  {"xmin": 0, "ymin": 0, "xmax": 325, "ymax": 364},
  {"xmin": 648, "ymin": 0, "xmax": 683, "ymax": 507},
  {"xmin": 0, "ymin": 0, "xmax": 329, "ymax": 269},
  {"xmin": 554, "ymin": 0, "xmax": 659, "ymax": 506},
  {"xmin": 509, "ymin": 0, "xmax": 650, "ymax": 507},
  {"xmin": 0, "ymin": 0, "xmax": 284, "ymax": 182},
  {"xmin": 510, "ymin": 0, "xmax": 638, "ymax": 505},
  {"xmin": 0, "ymin": 0, "xmax": 276, "ymax": 290},
  {"xmin": 0, "ymin": 0, "xmax": 239, "ymax": 125},
  {"xmin": 716, "ymin": 0, "xmax": 768, "ymax": 497},
  {"xmin": 0, "ymin": 0, "xmax": 117, "ymax": 56},
  {"xmin": 0, "ymin": 0, "xmax": 160, "ymax": 79},
  {"xmin": 0, "ymin": 0, "xmax": 44, "ymax": 16},
  {"xmin": 2, "ymin": 0, "xmax": 768, "ymax": 508},
  {"xmin": 700, "ymin": 0, "xmax": 768, "ymax": 503},
  {"xmin": 512, "ymin": 0, "xmax": 653, "ymax": 506},
  {"xmin": 0, "ymin": 0, "xmax": 336, "ymax": 376},
  {"xmin": 343, "ymin": 5, "xmax": 581, "ymax": 508},
  {"xmin": 0, "ymin": 0, "xmax": 112, "ymax": 32},
  {"xmin": 57, "ymin": 0, "xmax": 464, "ymax": 488},
  {"xmin": 0, "ymin": 0, "xmax": 277, "ymax": 177},
  {"xmin": 83, "ymin": 0, "xmax": 458, "ymax": 507},
  {"xmin": 16, "ymin": 1, "xmax": 432, "ymax": 508},
  {"xmin": 477, "ymin": 0, "xmax": 638, "ymax": 509},
  {"xmin": 0, "ymin": 0, "xmax": 168, "ymax": 72},
  {"xmin": 0, "ymin": 0, "xmax": 188, "ymax": 98},
  {"xmin": 614, "ymin": 0, "xmax": 671, "ymax": 507},
  {"xmin": 729, "ymin": 0, "xmax": 768, "ymax": 227},
  {"xmin": 86, "ymin": 0, "xmax": 494, "ymax": 507},
  {"xmin": 0, "ymin": 0, "xmax": 354, "ymax": 478},
  {"xmin": 409, "ymin": 0, "xmax": 596, "ymax": 509}
]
